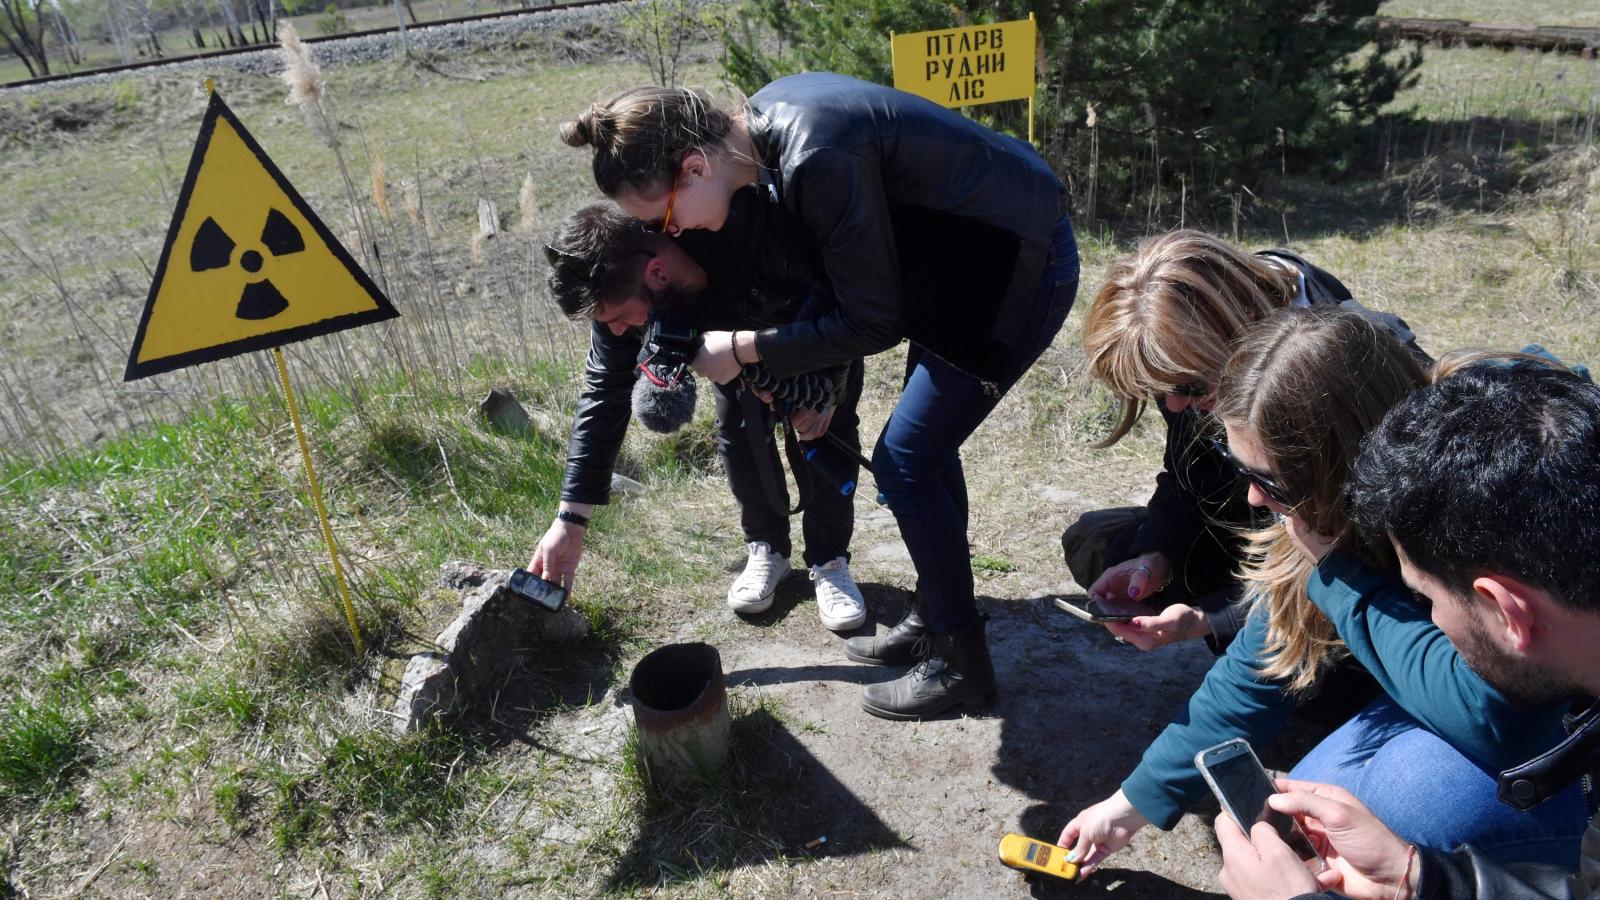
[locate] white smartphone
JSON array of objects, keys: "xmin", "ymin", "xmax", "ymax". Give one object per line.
[
  {"xmin": 1195, "ymin": 738, "xmax": 1324, "ymax": 869},
  {"xmin": 1052, "ymin": 594, "xmax": 1135, "ymax": 623}
]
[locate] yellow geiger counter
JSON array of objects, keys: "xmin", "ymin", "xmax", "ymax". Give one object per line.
[{"xmin": 997, "ymin": 833, "xmax": 1080, "ymax": 881}]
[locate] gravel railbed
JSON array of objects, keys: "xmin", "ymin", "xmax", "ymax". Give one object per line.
[{"xmin": 4, "ymin": 0, "xmax": 632, "ymax": 94}]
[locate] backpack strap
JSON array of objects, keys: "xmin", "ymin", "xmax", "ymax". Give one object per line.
[
  {"xmin": 1256, "ymin": 248, "xmax": 1354, "ymax": 306},
  {"xmin": 1257, "ymin": 249, "xmax": 1431, "ymax": 365}
]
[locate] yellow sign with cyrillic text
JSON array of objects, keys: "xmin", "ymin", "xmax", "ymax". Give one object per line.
[{"xmin": 891, "ymin": 17, "xmax": 1035, "ymax": 109}]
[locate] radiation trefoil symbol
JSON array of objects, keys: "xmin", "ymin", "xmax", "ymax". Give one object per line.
[
  {"xmin": 124, "ymin": 90, "xmax": 397, "ymax": 382},
  {"xmin": 190, "ymin": 208, "xmax": 305, "ymax": 320}
]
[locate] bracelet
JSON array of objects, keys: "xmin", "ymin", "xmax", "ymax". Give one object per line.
[
  {"xmin": 733, "ymin": 331, "xmax": 752, "ymax": 366},
  {"xmin": 556, "ymin": 509, "xmax": 589, "ymax": 529},
  {"xmin": 1392, "ymin": 843, "xmax": 1417, "ymax": 900}
]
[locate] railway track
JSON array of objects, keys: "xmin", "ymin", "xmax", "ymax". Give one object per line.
[
  {"xmin": 1, "ymin": 0, "xmax": 628, "ymax": 90},
  {"xmin": 4, "ymin": 9, "xmax": 1595, "ymax": 91}
]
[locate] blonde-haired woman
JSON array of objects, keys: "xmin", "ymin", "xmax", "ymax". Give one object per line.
[
  {"xmin": 1058, "ymin": 307, "xmax": 1585, "ymax": 874},
  {"xmin": 1064, "ymin": 229, "xmax": 1419, "ymax": 654}
]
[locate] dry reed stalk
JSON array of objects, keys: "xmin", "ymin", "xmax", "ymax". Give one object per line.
[
  {"xmin": 403, "ymin": 160, "xmax": 464, "ymax": 396},
  {"xmin": 0, "ymin": 365, "xmax": 40, "ymax": 459},
  {"xmin": 458, "ymin": 113, "xmax": 537, "ymax": 373},
  {"xmin": 371, "ymin": 150, "xmax": 391, "ymax": 220}
]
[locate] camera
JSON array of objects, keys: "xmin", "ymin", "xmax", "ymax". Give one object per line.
[{"xmin": 638, "ymin": 314, "xmax": 700, "ymax": 389}]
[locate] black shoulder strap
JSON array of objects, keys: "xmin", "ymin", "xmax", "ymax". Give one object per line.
[
  {"xmin": 740, "ymin": 387, "xmax": 803, "ymax": 518},
  {"xmin": 1256, "ymin": 248, "xmax": 1354, "ymax": 305}
]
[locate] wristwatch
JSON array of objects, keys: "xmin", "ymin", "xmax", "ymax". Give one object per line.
[{"xmin": 556, "ymin": 509, "xmax": 590, "ymax": 528}]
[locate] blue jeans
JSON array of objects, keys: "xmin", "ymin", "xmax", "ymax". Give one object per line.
[
  {"xmin": 872, "ymin": 216, "xmax": 1080, "ymax": 635},
  {"xmin": 1289, "ymin": 695, "xmax": 1588, "ymax": 867}
]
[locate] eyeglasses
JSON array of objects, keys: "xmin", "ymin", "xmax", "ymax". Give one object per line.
[
  {"xmin": 641, "ymin": 171, "xmax": 679, "ymax": 235},
  {"xmin": 1208, "ymin": 436, "xmax": 1298, "ymax": 509},
  {"xmin": 1169, "ymin": 381, "xmax": 1210, "ymax": 399}
]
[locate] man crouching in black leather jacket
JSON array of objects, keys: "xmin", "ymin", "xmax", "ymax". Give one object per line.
[
  {"xmin": 1213, "ymin": 360, "xmax": 1600, "ymax": 900},
  {"xmin": 527, "ymin": 190, "xmax": 872, "ymax": 633}
]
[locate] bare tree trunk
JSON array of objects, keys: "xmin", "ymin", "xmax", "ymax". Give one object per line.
[
  {"xmin": 49, "ymin": 0, "xmax": 80, "ymax": 65},
  {"xmin": 0, "ymin": 0, "xmax": 50, "ymax": 76},
  {"xmin": 215, "ymin": 0, "xmax": 242, "ymax": 46},
  {"xmin": 393, "ymin": 0, "xmax": 408, "ymax": 55},
  {"xmin": 106, "ymin": 0, "xmax": 135, "ymax": 62},
  {"xmin": 133, "ymin": 0, "xmax": 159, "ymax": 57},
  {"xmin": 246, "ymin": 0, "xmax": 267, "ymax": 43}
]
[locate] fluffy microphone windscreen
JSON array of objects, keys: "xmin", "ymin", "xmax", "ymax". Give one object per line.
[{"xmin": 631, "ymin": 370, "xmax": 697, "ymax": 434}]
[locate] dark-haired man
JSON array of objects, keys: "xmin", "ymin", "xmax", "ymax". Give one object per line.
[
  {"xmin": 1215, "ymin": 360, "xmax": 1600, "ymax": 900},
  {"xmin": 530, "ymin": 190, "xmax": 870, "ymax": 632}
]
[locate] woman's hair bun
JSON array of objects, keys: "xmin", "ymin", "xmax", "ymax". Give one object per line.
[{"xmin": 559, "ymin": 106, "xmax": 614, "ymax": 149}]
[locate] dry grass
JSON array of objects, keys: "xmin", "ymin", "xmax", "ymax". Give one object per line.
[{"xmin": 0, "ymin": 31, "xmax": 1595, "ymax": 900}]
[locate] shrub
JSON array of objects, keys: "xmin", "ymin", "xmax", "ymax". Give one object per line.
[
  {"xmin": 722, "ymin": 0, "xmax": 1422, "ymax": 214},
  {"xmin": 317, "ymin": 3, "xmax": 350, "ymax": 37}
]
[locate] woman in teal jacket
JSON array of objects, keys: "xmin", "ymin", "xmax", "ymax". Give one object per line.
[{"xmin": 1058, "ymin": 307, "xmax": 1587, "ymax": 873}]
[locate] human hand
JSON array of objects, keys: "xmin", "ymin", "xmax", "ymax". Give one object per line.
[
  {"xmin": 1214, "ymin": 813, "xmax": 1323, "ymax": 900},
  {"xmin": 530, "ymin": 518, "xmax": 586, "ymax": 592},
  {"xmin": 693, "ymin": 331, "xmax": 743, "ymax": 384},
  {"xmin": 1089, "ymin": 552, "xmax": 1172, "ymax": 603},
  {"xmin": 1266, "ymin": 779, "xmax": 1415, "ymax": 900},
  {"xmin": 1286, "ymin": 515, "xmax": 1337, "ymax": 565},
  {"xmin": 1057, "ymin": 790, "xmax": 1151, "ymax": 875},
  {"xmin": 1101, "ymin": 600, "xmax": 1210, "ymax": 651},
  {"xmin": 789, "ymin": 406, "xmax": 835, "ymax": 441}
]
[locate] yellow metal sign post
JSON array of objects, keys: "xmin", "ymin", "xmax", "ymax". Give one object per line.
[
  {"xmin": 126, "ymin": 83, "xmax": 398, "ymax": 654},
  {"xmin": 891, "ymin": 14, "xmax": 1038, "ymax": 143}
]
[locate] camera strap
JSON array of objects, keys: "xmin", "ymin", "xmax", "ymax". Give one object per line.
[{"xmin": 740, "ymin": 387, "xmax": 803, "ymax": 518}]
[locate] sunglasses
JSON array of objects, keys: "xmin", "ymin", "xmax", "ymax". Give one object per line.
[
  {"xmin": 641, "ymin": 170, "xmax": 679, "ymax": 236},
  {"xmin": 1169, "ymin": 381, "xmax": 1210, "ymax": 399},
  {"xmin": 1208, "ymin": 436, "xmax": 1298, "ymax": 509}
]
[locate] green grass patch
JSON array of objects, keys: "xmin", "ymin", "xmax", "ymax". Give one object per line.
[
  {"xmin": 972, "ymin": 554, "xmax": 1019, "ymax": 574},
  {"xmin": 266, "ymin": 725, "xmax": 486, "ymax": 851},
  {"xmin": 0, "ymin": 695, "xmax": 88, "ymax": 803}
]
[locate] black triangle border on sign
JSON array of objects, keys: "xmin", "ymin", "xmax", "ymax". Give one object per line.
[{"xmin": 124, "ymin": 90, "xmax": 400, "ymax": 382}]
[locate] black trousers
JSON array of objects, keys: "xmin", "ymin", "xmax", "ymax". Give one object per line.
[{"xmin": 710, "ymin": 360, "xmax": 863, "ymax": 567}]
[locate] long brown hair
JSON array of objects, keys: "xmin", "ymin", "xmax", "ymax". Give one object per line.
[
  {"xmin": 1084, "ymin": 230, "xmax": 1298, "ymax": 446},
  {"xmin": 560, "ymin": 86, "xmax": 735, "ymax": 199},
  {"xmin": 1213, "ymin": 306, "xmax": 1429, "ymax": 693}
]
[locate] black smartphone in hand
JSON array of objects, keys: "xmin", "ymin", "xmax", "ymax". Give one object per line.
[
  {"xmin": 1053, "ymin": 594, "xmax": 1136, "ymax": 623},
  {"xmin": 1196, "ymin": 738, "xmax": 1325, "ymax": 869},
  {"xmin": 507, "ymin": 568, "xmax": 567, "ymax": 612}
]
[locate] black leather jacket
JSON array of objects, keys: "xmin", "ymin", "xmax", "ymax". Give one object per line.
[
  {"xmin": 744, "ymin": 72, "xmax": 1067, "ymax": 385},
  {"xmin": 558, "ymin": 188, "xmax": 843, "ymax": 504},
  {"xmin": 1295, "ymin": 699, "xmax": 1600, "ymax": 900}
]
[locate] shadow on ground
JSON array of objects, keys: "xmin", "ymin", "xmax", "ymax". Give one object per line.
[{"xmin": 604, "ymin": 707, "xmax": 908, "ymax": 891}]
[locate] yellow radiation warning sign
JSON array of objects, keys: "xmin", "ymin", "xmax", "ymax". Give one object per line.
[{"xmin": 124, "ymin": 91, "xmax": 397, "ymax": 381}]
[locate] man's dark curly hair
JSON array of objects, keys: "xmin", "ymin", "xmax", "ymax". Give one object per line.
[
  {"xmin": 545, "ymin": 203, "xmax": 653, "ymax": 319},
  {"xmin": 1346, "ymin": 361, "xmax": 1600, "ymax": 613}
]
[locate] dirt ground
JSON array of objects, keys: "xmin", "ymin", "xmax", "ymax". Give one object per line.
[{"xmin": 510, "ymin": 435, "xmax": 1336, "ymax": 899}]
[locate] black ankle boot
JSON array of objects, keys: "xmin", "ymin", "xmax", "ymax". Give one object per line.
[
  {"xmin": 859, "ymin": 620, "xmax": 997, "ymax": 721},
  {"xmin": 843, "ymin": 607, "xmax": 927, "ymax": 666}
]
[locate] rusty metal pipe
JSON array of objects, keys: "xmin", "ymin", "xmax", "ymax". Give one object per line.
[{"xmin": 628, "ymin": 643, "xmax": 730, "ymax": 785}]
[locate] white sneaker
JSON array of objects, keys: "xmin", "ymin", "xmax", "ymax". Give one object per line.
[
  {"xmin": 811, "ymin": 557, "xmax": 867, "ymax": 631},
  {"xmin": 727, "ymin": 541, "xmax": 790, "ymax": 613}
]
